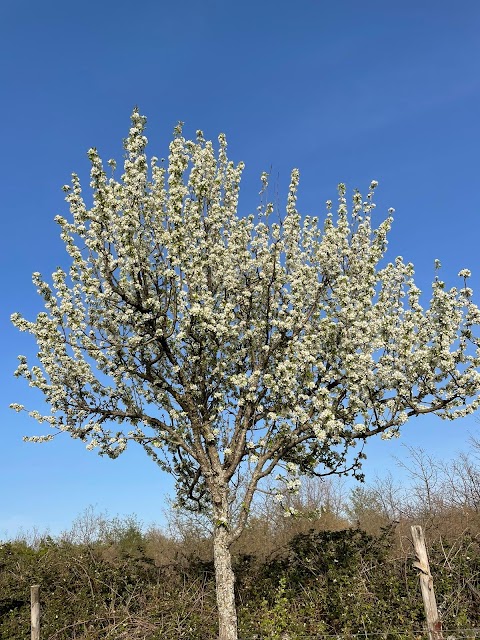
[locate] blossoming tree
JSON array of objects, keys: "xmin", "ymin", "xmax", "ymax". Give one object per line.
[{"xmin": 11, "ymin": 111, "xmax": 480, "ymax": 640}]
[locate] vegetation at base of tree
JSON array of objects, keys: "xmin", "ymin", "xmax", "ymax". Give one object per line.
[{"xmin": 1, "ymin": 448, "xmax": 479, "ymax": 639}]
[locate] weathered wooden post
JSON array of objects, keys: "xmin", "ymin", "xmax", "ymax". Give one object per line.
[
  {"xmin": 411, "ymin": 526, "xmax": 443, "ymax": 640},
  {"xmin": 31, "ymin": 584, "xmax": 40, "ymax": 640}
]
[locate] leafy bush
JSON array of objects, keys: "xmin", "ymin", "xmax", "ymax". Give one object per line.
[{"xmin": 1, "ymin": 503, "xmax": 479, "ymax": 638}]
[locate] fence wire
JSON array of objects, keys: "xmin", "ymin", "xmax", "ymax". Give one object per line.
[{"xmin": 238, "ymin": 630, "xmax": 480, "ymax": 640}]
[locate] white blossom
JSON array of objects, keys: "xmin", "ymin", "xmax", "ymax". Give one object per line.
[
  {"xmin": 10, "ymin": 109, "xmax": 480, "ymax": 576},
  {"xmin": 353, "ymin": 423, "xmax": 366, "ymax": 433}
]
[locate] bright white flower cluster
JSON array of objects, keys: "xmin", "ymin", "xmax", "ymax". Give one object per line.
[{"xmin": 10, "ymin": 109, "xmax": 480, "ymax": 538}]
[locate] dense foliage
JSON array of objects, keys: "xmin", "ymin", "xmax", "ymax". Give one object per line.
[{"xmin": 2, "ymin": 492, "xmax": 479, "ymax": 639}]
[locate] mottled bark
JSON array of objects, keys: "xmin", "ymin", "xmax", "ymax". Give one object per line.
[{"xmin": 213, "ymin": 523, "xmax": 238, "ymax": 640}]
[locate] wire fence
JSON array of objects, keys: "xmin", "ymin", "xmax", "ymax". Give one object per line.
[{"xmin": 237, "ymin": 632, "xmax": 480, "ymax": 640}]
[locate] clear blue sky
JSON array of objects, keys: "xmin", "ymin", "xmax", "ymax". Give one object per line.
[{"xmin": 1, "ymin": 0, "xmax": 480, "ymax": 538}]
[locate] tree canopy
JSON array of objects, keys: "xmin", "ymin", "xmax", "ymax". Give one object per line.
[{"xmin": 11, "ymin": 110, "xmax": 480, "ymax": 640}]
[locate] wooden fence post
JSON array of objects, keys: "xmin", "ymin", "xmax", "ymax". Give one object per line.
[
  {"xmin": 31, "ymin": 584, "xmax": 40, "ymax": 640},
  {"xmin": 411, "ymin": 526, "xmax": 443, "ymax": 640}
]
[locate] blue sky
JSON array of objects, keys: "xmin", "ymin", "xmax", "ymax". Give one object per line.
[{"xmin": 1, "ymin": 0, "xmax": 480, "ymax": 538}]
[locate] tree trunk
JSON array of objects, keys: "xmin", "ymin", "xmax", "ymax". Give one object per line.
[{"xmin": 213, "ymin": 524, "xmax": 238, "ymax": 640}]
